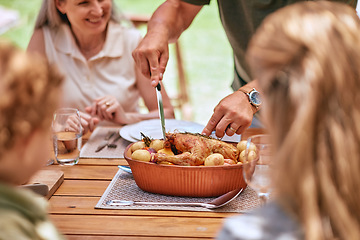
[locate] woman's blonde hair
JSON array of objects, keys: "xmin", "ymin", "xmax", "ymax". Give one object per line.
[
  {"xmin": 34, "ymin": 0, "xmax": 125, "ymax": 29},
  {"xmin": 247, "ymin": 2, "xmax": 360, "ymax": 239},
  {"xmin": 0, "ymin": 41, "xmax": 63, "ymax": 157}
]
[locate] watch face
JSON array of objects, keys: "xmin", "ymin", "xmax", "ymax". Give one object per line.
[{"xmin": 249, "ymin": 91, "xmax": 262, "ymax": 106}]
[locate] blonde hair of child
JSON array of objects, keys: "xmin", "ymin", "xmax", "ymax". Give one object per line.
[
  {"xmin": 247, "ymin": 2, "xmax": 360, "ymax": 239},
  {"xmin": 0, "ymin": 41, "xmax": 63, "ymax": 157}
]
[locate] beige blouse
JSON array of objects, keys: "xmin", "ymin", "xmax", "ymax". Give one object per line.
[{"xmin": 42, "ymin": 21, "xmax": 142, "ymax": 113}]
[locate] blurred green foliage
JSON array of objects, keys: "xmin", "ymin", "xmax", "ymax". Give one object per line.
[{"xmin": 0, "ymin": 0, "xmax": 42, "ymax": 48}]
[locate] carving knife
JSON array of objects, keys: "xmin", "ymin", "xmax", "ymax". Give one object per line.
[{"xmin": 156, "ymin": 83, "xmax": 166, "ymax": 140}]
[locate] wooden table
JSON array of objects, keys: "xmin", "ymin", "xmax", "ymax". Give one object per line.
[{"xmin": 45, "ymin": 128, "xmax": 264, "ymax": 239}]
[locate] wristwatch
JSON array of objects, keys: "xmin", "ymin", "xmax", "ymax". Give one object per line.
[{"xmin": 239, "ymin": 88, "xmax": 262, "ymax": 111}]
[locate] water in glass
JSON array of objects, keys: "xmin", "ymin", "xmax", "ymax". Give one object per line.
[
  {"xmin": 52, "ymin": 108, "xmax": 82, "ymax": 166},
  {"xmin": 243, "ymin": 134, "xmax": 272, "ymax": 204}
]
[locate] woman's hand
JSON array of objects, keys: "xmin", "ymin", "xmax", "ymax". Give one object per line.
[
  {"xmin": 65, "ymin": 111, "xmax": 98, "ymax": 134},
  {"xmin": 86, "ymin": 96, "xmax": 131, "ymax": 125},
  {"xmin": 78, "ymin": 111, "xmax": 99, "ymax": 134}
]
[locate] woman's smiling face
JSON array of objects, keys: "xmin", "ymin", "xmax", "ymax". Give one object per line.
[{"xmin": 56, "ymin": 0, "xmax": 112, "ymax": 36}]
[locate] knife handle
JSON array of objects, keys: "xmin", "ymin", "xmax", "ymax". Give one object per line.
[
  {"xmin": 105, "ymin": 131, "xmax": 116, "ymax": 140},
  {"xmin": 156, "ymin": 83, "xmax": 161, "ymax": 91}
]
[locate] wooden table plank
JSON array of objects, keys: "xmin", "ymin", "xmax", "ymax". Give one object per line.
[
  {"xmin": 66, "ymin": 235, "xmax": 210, "ymax": 240},
  {"xmin": 76, "ymin": 158, "xmax": 128, "ymax": 166},
  {"xmin": 49, "ymin": 196, "xmax": 236, "ymax": 218},
  {"xmin": 53, "ymin": 180, "xmax": 110, "ymax": 197},
  {"xmin": 46, "ymin": 165, "xmax": 118, "ymax": 180},
  {"xmin": 50, "ymin": 215, "xmax": 224, "ymax": 238}
]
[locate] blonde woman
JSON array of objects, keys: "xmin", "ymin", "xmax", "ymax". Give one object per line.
[
  {"xmin": 218, "ymin": 2, "xmax": 360, "ymax": 239},
  {"xmin": 28, "ymin": 0, "xmax": 174, "ymax": 133},
  {"xmin": 0, "ymin": 41, "xmax": 64, "ymax": 239}
]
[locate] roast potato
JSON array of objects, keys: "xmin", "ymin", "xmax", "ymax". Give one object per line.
[
  {"xmin": 237, "ymin": 140, "xmax": 256, "ymax": 153},
  {"xmin": 239, "ymin": 149, "xmax": 257, "ymax": 163},
  {"xmin": 131, "ymin": 141, "xmax": 146, "ymax": 153},
  {"xmin": 131, "ymin": 149, "xmax": 151, "ymax": 162},
  {"xmin": 150, "ymin": 139, "xmax": 165, "ymax": 151},
  {"xmin": 204, "ymin": 153, "xmax": 224, "ymax": 166}
]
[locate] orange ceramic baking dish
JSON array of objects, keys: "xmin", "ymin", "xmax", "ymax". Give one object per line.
[{"xmin": 124, "ymin": 143, "xmax": 247, "ymax": 197}]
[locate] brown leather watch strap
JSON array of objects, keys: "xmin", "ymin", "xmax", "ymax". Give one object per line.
[{"xmin": 238, "ymin": 88, "xmax": 259, "ymax": 114}]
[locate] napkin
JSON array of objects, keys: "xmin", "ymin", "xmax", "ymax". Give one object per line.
[{"xmin": 80, "ymin": 127, "xmax": 131, "ymax": 158}]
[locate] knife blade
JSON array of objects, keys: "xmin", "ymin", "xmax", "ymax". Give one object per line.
[
  {"xmin": 156, "ymin": 83, "xmax": 166, "ymax": 140},
  {"xmin": 95, "ymin": 141, "xmax": 108, "ymax": 153}
]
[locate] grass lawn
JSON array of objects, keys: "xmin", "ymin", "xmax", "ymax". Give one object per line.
[{"xmin": 0, "ymin": 0, "xmax": 233, "ymax": 126}]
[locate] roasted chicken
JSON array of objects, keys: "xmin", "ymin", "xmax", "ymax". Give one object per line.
[{"xmin": 153, "ymin": 133, "xmax": 239, "ymax": 166}]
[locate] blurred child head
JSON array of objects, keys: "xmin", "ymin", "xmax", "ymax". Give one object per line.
[
  {"xmin": 0, "ymin": 41, "xmax": 63, "ymax": 185},
  {"xmin": 247, "ymin": 2, "xmax": 360, "ymax": 239}
]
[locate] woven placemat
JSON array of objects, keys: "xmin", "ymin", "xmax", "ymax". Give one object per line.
[
  {"xmin": 80, "ymin": 127, "xmax": 131, "ymax": 158},
  {"xmin": 95, "ymin": 169, "xmax": 261, "ymax": 213}
]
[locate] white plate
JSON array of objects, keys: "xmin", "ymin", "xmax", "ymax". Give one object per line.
[
  {"xmin": 120, "ymin": 119, "xmax": 204, "ymax": 142},
  {"xmin": 120, "ymin": 119, "xmax": 242, "ymax": 143},
  {"xmin": 119, "ymin": 124, "xmax": 139, "ymax": 143}
]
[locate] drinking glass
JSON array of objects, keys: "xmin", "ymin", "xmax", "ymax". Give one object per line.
[
  {"xmin": 52, "ymin": 108, "xmax": 82, "ymax": 165},
  {"xmin": 242, "ymin": 134, "xmax": 273, "ymax": 205}
]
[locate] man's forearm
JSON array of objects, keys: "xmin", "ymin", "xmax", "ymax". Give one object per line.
[
  {"xmin": 238, "ymin": 80, "xmax": 259, "ymax": 93},
  {"xmin": 147, "ymin": 0, "xmax": 202, "ymax": 43}
]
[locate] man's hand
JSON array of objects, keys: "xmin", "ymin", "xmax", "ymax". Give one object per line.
[
  {"xmin": 132, "ymin": 0, "xmax": 202, "ymax": 87},
  {"xmin": 132, "ymin": 30, "xmax": 169, "ymax": 87},
  {"xmin": 202, "ymin": 91, "xmax": 254, "ymax": 138}
]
